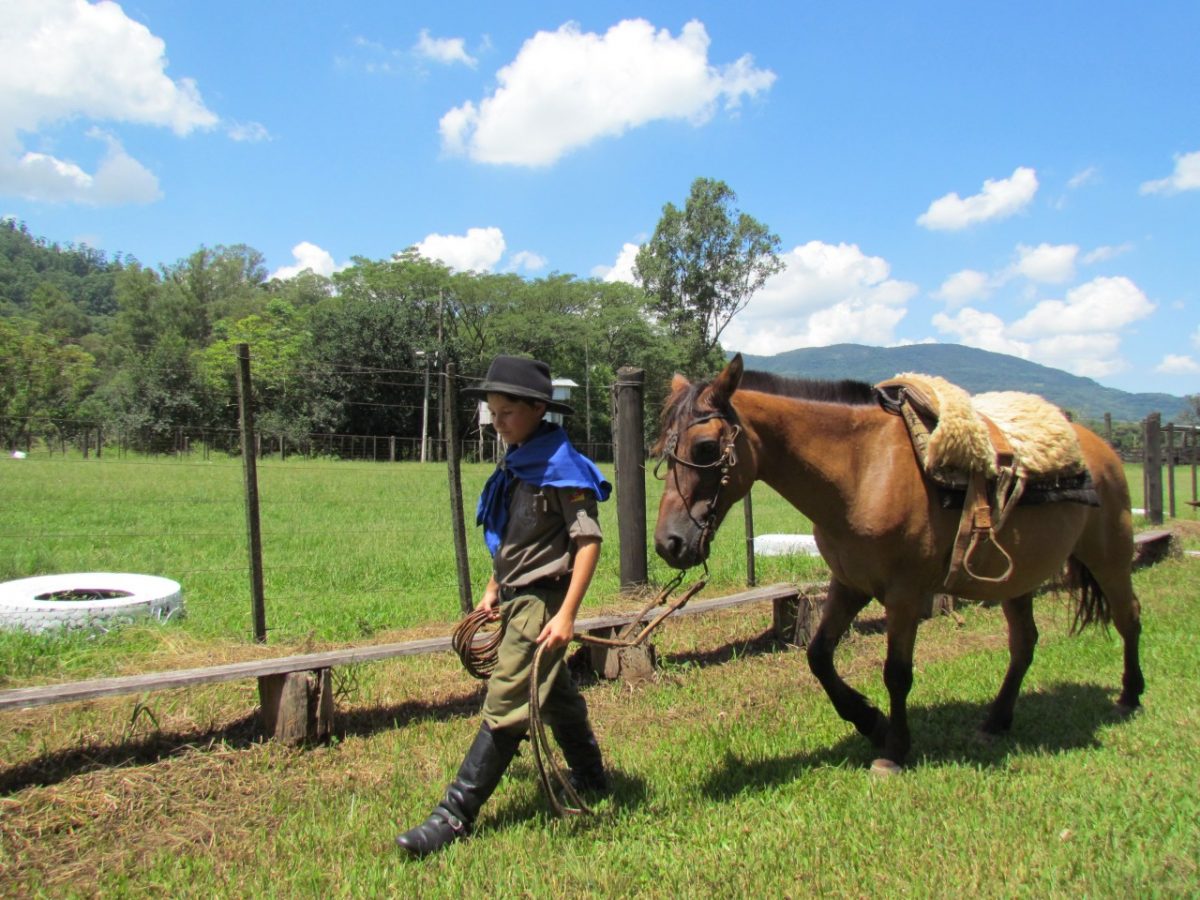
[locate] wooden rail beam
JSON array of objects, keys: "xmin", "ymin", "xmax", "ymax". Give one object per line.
[{"xmin": 0, "ymin": 583, "xmax": 807, "ymax": 715}]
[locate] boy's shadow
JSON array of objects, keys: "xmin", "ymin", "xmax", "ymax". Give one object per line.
[{"xmin": 699, "ymin": 682, "xmax": 1130, "ymax": 800}]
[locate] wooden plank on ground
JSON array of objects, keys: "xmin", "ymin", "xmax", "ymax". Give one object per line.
[{"xmin": 0, "ymin": 583, "xmax": 806, "ymax": 712}]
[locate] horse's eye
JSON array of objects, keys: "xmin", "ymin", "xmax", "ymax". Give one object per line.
[{"xmin": 691, "ymin": 440, "xmax": 720, "ymax": 465}]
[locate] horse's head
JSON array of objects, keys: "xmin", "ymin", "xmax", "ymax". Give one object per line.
[{"xmin": 652, "ymin": 354, "xmax": 755, "ymax": 570}]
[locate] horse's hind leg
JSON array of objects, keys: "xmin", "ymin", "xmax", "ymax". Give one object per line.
[
  {"xmin": 1086, "ymin": 559, "xmax": 1144, "ymax": 711},
  {"xmin": 981, "ymin": 592, "xmax": 1037, "ymax": 735},
  {"xmin": 805, "ymin": 579, "xmax": 886, "ymax": 747}
]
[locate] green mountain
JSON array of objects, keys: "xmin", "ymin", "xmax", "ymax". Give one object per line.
[{"xmin": 732, "ymin": 343, "xmax": 1191, "ymax": 423}]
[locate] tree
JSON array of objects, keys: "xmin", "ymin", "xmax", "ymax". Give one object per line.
[
  {"xmin": 0, "ymin": 317, "xmax": 98, "ymax": 447},
  {"xmin": 634, "ymin": 177, "xmax": 783, "ymax": 372}
]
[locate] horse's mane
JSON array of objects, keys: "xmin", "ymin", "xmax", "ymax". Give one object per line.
[
  {"xmin": 737, "ymin": 370, "xmax": 878, "ymax": 406},
  {"xmin": 655, "ymin": 369, "xmax": 877, "ymax": 453}
]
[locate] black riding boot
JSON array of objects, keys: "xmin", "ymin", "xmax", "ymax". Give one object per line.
[
  {"xmin": 550, "ymin": 719, "xmax": 609, "ymax": 796},
  {"xmin": 395, "ymin": 723, "xmax": 522, "ymax": 858}
]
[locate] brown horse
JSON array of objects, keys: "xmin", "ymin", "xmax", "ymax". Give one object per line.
[{"xmin": 652, "ymin": 353, "xmax": 1143, "ymax": 772}]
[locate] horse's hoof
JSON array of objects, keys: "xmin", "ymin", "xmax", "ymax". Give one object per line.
[
  {"xmin": 1113, "ymin": 701, "xmax": 1141, "ymax": 718},
  {"xmin": 869, "ymin": 758, "xmax": 903, "ymax": 777},
  {"xmin": 973, "ymin": 728, "xmax": 998, "ymax": 745}
]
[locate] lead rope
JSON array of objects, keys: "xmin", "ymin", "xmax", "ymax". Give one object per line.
[{"xmin": 452, "ymin": 572, "xmax": 708, "ymax": 817}]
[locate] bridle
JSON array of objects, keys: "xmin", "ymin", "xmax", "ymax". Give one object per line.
[{"xmin": 653, "ymin": 412, "xmax": 742, "ymax": 552}]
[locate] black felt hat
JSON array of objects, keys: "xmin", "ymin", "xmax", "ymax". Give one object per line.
[{"xmin": 462, "ymin": 355, "xmax": 573, "ymax": 414}]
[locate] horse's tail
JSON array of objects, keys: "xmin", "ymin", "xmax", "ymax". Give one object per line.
[{"xmin": 1064, "ymin": 556, "xmax": 1111, "ymax": 635}]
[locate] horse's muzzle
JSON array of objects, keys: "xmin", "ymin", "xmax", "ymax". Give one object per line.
[{"xmin": 654, "ymin": 523, "xmax": 709, "ymax": 570}]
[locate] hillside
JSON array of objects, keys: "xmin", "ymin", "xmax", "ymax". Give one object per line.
[{"xmin": 732, "ymin": 343, "xmax": 1191, "ymax": 422}]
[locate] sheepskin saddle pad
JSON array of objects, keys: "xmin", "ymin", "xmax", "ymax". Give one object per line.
[{"xmin": 875, "ymin": 373, "xmax": 1091, "ymax": 493}]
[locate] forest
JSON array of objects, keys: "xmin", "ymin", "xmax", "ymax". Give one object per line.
[{"xmin": 0, "ymin": 217, "xmax": 711, "ymax": 456}]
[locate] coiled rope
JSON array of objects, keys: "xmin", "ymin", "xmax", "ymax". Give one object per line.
[{"xmin": 451, "ymin": 571, "xmax": 707, "ymax": 817}]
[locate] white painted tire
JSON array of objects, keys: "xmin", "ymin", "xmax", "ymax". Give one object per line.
[
  {"xmin": 0, "ymin": 573, "xmax": 184, "ymax": 634},
  {"xmin": 753, "ymin": 533, "xmax": 822, "ymax": 557}
]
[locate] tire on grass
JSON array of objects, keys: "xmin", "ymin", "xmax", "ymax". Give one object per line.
[{"xmin": 0, "ymin": 573, "xmax": 184, "ymax": 634}]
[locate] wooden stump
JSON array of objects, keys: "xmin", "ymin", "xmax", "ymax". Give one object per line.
[
  {"xmin": 772, "ymin": 592, "xmax": 824, "ymax": 646},
  {"xmin": 258, "ymin": 668, "xmax": 334, "ymax": 745},
  {"xmin": 585, "ymin": 627, "xmax": 657, "ymax": 681},
  {"xmin": 919, "ymin": 594, "xmax": 956, "ymax": 619},
  {"xmin": 1133, "ymin": 529, "xmax": 1176, "ymax": 569}
]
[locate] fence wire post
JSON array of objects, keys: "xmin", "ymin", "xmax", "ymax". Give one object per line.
[
  {"xmin": 235, "ymin": 343, "xmax": 268, "ymax": 643},
  {"xmin": 444, "ymin": 361, "xmax": 473, "ymax": 614},
  {"xmin": 613, "ymin": 367, "xmax": 648, "ymax": 590}
]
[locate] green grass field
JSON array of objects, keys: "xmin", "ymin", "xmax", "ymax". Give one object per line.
[
  {"xmin": 1, "ymin": 454, "xmax": 1198, "ymax": 896},
  {"xmin": 0, "ymin": 452, "xmax": 831, "ymax": 683}
]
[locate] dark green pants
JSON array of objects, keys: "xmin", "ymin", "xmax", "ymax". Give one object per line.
[{"xmin": 481, "ymin": 586, "xmax": 590, "ymax": 732}]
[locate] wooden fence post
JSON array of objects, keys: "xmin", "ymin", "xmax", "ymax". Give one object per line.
[
  {"xmin": 743, "ymin": 491, "xmax": 756, "ymax": 587},
  {"xmin": 1143, "ymin": 413, "xmax": 1163, "ymax": 525},
  {"xmin": 444, "ymin": 361, "xmax": 473, "ymax": 614},
  {"xmin": 235, "ymin": 343, "xmax": 268, "ymax": 643},
  {"xmin": 1192, "ymin": 427, "xmax": 1198, "ymax": 507},
  {"xmin": 1166, "ymin": 423, "xmax": 1176, "ymax": 519},
  {"xmin": 613, "ymin": 367, "xmax": 648, "ymax": 590}
]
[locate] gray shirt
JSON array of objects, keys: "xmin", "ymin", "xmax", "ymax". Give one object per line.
[{"xmin": 493, "ymin": 479, "xmax": 603, "ymax": 591}]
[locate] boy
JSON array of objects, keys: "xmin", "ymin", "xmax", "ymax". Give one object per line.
[{"xmin": 396, "ymin": 355, "xmax": 611, "ymax": 858}]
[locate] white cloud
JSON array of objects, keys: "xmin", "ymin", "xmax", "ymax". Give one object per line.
[
  {"xmin": 933, "ymin": 276, "xmax": 1156, "ymax": 378},
  {"xmin": 1012, "ymin": 242, "xmax": 1078, "ymax": 284},
  {"xmin": 1029, "ymin": 332, "xmax": 1127, "ymax": 378},
  {"xmin": 592, "ymin": 242, "xmax": 640, "ymax": 284},
  {"xmin": 935, "ymin": 269, "xmax": 992, "ymax": 306},
  {"xmin": 1008, "ymin": 276, "xmax": 1155, "ymax": 338},
  {"xmin": 917, "ymin": 166, "xmax": 1038, "ymax": 231},
  {"xmin": 1082, "ymin": 243, "xmax": 1133, "ymax": 264},
  {"xmin": 722, "ymin": 241, "xmax": 916, "ymax": 354},
  {"xmin": 271, "ymin": 242, "xmax": 350, "ymax": 280},
  {"xmin": 1156, "ymin": 354, "xmax": 1200, "ymax": 375},
  {"xmin": 932, "ymin": 307, "xmax": 1032, "ymax": 359},
  {"xmin": 439, "ymin": 18, "xmax": 775, "ymax": 166},
  {"xmin": 415, "ymin": 29, "xmax": 477, "ymax": 67},
  {"xmin": 1140, "ymin": 149, "xmax": 1200, "ymax": 195},
  {"xmin": 505, "ymin": 250, "xmax": 547, "ymax": 273},
  {"xmin": 227, "ymin": 121, "xmax": 271, "ymax": 143},
  {"xmin": 1067, "ymin": 166, "xmax": 1099, "ymax": 190},
  {"xmin": 413, "ymin": 227, "xmax": 506, "ymax": 272},
  {"xmin": 0, "ymin": 129, "xmax": 160, "ymax": 205},
  {"xmin": 0, "ymin": 0, "xmax": 217, "ymax": 204}
]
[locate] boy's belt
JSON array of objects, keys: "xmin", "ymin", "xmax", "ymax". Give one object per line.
[{"xmin": 499, "ymin": 575, "xmax": 568, "ymax": 601}]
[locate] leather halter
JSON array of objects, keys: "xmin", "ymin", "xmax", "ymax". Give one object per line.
[{"xmin": 654, "ymin": 412, "xmax": 742, "ymax": 550}]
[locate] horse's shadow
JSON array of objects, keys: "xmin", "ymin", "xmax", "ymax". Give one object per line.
[{"xmin": 699, "ymin": 682, "xmax": 1127, "ymax": 801}]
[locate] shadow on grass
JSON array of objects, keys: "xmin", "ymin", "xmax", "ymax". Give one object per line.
[
  {"xmin": 487, "ymin": 764, "xmax": 651, "ymax": 834},
  {"xmin": 0, "ymin": 685, "xmax": 489, "ymax": 795},
  {"xmin": 699, "ymin": 682, "xmax": 1133, "ymax": 800},
  {"xmin": 653, "ymin": 611, "xmax": 887, "ymax": 673}
]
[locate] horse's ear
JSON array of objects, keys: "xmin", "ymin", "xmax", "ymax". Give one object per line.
[
  {"xmin": 671, "ymin": 373, "xmax": 690, "ymax": 393},
  {"xmin": 709, "ymin": 353, "xmax": 744, "ymax": 404}
]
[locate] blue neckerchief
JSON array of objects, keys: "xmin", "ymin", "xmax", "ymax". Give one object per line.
[{"xmin": 476, "ymin": 422, "xmax": 611, "ymax": 557}]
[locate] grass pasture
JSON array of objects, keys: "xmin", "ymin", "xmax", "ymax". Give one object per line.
[{"xmin": 1, "ymin": 453, "xmax": 1198, "ymax": 896}]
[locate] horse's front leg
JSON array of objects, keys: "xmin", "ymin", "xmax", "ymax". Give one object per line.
[
  {"xmin": 805, "ymin": 579, "xmax": 887, "ymax": 747},
  {"xmin": 874, "ymin": 597, "xmax": 923, "ymax": 773}
]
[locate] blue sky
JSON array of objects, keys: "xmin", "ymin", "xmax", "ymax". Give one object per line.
[{"xmin": 2, "ymin": 1, "xmax": 1198, "ymax": 395}]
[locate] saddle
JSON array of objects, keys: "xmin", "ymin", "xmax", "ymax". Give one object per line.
[{"xmin": 875, "ymin": 373, "xmax": 1095, "ymax": 593}]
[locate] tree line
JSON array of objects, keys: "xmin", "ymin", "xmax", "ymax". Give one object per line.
[{"xmin": 0, "ymin": 178, "xmax": 785, "ymax": 455}]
